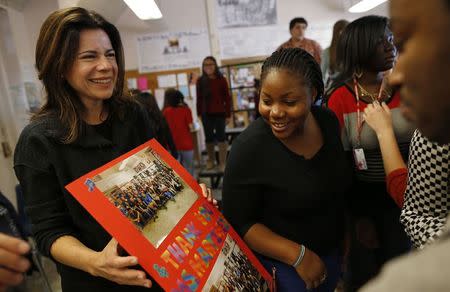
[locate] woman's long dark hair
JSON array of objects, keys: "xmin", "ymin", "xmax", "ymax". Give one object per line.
[
  {"xmin": 325, "ymin": 15, "xmax": 389, "ymax": 100},
  {"xmin": 33, "ymin": 7, "xmax": 131, "ymax": 143}
]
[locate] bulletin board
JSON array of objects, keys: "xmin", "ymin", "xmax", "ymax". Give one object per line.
[{"xmin": 125, "ymin": 67, "xmax": 200, "ymax": 95}]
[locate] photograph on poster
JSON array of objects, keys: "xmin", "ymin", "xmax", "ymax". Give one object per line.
[
  {"xmin": 203, "ymin": 234, "xmax": 269, "ymax": 291},
  {"xmin": 92, "ymin": 147, "xmax": 198, "ymax": 247}
]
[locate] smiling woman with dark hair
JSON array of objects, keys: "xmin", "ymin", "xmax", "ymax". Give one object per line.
[
  {"xmin": 223, "ymin": 48, "xmax": 352, "ymax": 292},
  {"xmin": 13, "ymin": 7, "xmax": 164, "ymax": 292}
]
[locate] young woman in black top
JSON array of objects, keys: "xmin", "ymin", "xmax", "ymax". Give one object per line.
[
  {"xmin": 222, "ymin": 48, "xmax": 352, "ymax": 291},
  {"xmin": 13, "ymin": 7, "xmax": 212, "ymax": 292}
]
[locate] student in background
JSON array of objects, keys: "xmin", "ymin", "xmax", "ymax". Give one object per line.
[
  {"xmin": 223, "ymin": 48, "xmax": 352, "ymax": 292},
  {"xmin": 196, "ymin": 56, "xmax": 231, "ymax": 172},
  {"xmin": 321, "ymin": 19, "xmax": 349, "ymax": 90},
  {"xmin": 326, "ymin": 15, "xmax": 414, "ymax": 291},
  {"xmin": 162, "ymin": 88, "xmax": 195, "ymax": 176},
  {"xmin": 137, "ymin": 92, "xmax": 178, "ymax": 159},
  {"xmin": 278, "ymin": 17, "xmax": 322, "ymax": 63}
]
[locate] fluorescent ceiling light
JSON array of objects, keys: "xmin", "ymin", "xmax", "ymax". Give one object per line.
[
  {"xmin": 123, "ymin": 0, "xmax": 162, "ymax": 20},
  {"xmin": 348, "ymin": 0, "xmax": 388, "ymax": 13}
]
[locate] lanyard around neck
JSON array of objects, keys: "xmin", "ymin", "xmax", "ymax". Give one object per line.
[{"xmin": 353, "ymin": 77, "xmax": 384, "ymax": 146}]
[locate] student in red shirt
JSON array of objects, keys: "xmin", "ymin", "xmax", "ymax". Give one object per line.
[{"xmin": 163, "ymin": 88, "xmax": 195, "ymax": 176}]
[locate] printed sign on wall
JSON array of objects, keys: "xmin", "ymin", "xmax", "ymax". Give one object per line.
[{"xmin": 137, "ymin": 29, "xmax": 211, "ymax": 73}]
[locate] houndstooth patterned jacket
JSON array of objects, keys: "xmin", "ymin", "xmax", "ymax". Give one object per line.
[{"xmin": 400, "ymin": 130, "xmax": 450, "ymax": 249}]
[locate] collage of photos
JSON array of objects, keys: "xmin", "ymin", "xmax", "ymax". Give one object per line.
[
  {"xmin": 229, "ymin": 63, "xmax": 261, "ymax": 89},
  {"xmin": 232, "ymin": 87, "xmax": 257, "ymax": 110},
  {"xmin": 218, "ymin": 62, "xmax": 262, "ymax": 129},
  {"xmin": 92, "ymin": 147, "xmax": 198, "ymax": 247},
  {"xmin": 204, "ymin": 235, "xmax": 269, "ymax": 292}
]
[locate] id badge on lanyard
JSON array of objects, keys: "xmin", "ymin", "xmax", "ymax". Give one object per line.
[
  {"xmin": 353, "ymin": 78, "xmax": 368, "ymax": 170},
  {"xmin": 353, "ymin": 147, "xmax": 368, "ymax": 170}
]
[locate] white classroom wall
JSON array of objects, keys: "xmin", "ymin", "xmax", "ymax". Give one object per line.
[{"xmin": 0, "ymin": 0, "xmax": 388, "ymax": 202}]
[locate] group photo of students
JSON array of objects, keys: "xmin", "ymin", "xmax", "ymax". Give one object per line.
[
  {"xmin": 93, "ymin": 146, "xmax": 200, "ymax": 248},
  {"xmin": 0, "ymin": 0, "xmax": 449, "ymax": 292},
  {"xmin": 205, "ymin": 235, "xmax": 268, "ymax": 292},
  {"xmin": 104, "ymin": 156, "xmax": 183, "ymax": 229}
]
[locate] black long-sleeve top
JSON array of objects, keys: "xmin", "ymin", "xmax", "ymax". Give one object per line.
[
  {"xmin": 14, "ymin": 103, "xmax": 163, "ymax": 292},
  {"xmin": 222, "ymin": 106, "xmax": 352, "ymax": 255}
]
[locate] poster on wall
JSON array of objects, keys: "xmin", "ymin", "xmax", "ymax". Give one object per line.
[
  {"xmin": 137, "ymin": 29, "xmax": 211, "ymax": 73},
  {"xmin": 219, "ymin": 23, "xmax": 332, "ymax": 60},
  {"xmin": 137, "ymin": 77, "xmax": 148, "ymax": 91},
  {"xmin": 157, "ymin": 74, "xmax": 177, "ymax": 88},
  {"xmin": 219, "ymin": 25, "xmax": 288, "ymax": 59},
  {"xmin": 65, "ymin": 140, "xmax": 273, "ymax": 291},
  {"xmin": 215, "ymin": 0, "xmax": 277, "ymax": 28},
  {"xmin": 127, "ymin": 78, "xmax": 138, "ymax": 90}
]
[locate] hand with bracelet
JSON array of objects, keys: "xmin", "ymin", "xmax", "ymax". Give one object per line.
[{"xmin": 294, "ymin": 244, "xmax": 328, "ymax": 290}]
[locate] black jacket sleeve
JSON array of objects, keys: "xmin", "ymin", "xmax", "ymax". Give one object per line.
[{"xmin": 14, "ymin": 127, "xmax": 78, "ymax": 257}]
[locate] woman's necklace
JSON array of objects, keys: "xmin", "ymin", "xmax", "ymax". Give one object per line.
[{"xmin": 356, "ymin": 81, "xmax": 392, "ymax": 102}]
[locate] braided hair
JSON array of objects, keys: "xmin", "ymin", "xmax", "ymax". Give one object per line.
[{"xmin": 261, "ymin": 48, "xmax": 324, "ymax": 103}]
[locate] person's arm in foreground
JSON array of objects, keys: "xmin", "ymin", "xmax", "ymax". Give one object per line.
[{"xmin": 50, "ymin": 235, "xmax": 152, "ymax": 287}]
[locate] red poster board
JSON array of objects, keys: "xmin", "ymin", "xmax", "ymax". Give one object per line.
[{"xmin": 65, "ymin": 139, "xmax": 273, "ymax": 291}]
